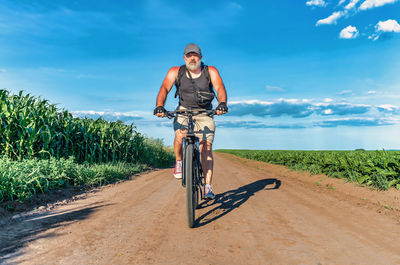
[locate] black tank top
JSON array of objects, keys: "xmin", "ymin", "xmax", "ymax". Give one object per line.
[{"xmin": 178, "ymin": 68, "xmax": 212, "ymax": 109}]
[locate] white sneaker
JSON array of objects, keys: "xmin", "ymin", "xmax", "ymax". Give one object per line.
[
  {"xmin": 173, "ymin": 160, "xmax": 182, "ymax": 179},
  {"xmin": 204, "ymin": 184, "xmax": 215, "ymax": 200}
]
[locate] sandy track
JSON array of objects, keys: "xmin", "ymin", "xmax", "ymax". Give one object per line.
[{"xmin": 1, "ymin": 153, "xmax": 400, "ymax": 265}]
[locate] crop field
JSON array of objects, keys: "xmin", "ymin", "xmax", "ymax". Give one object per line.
[
  {"xmin": 216, "ymin": 149, "xmax": 400, "ymax": 190},
  {"xmin": 0, "ymin": 89, "xmax": 174, "ymax": 203},
  {"xmin": 0, "ymin": 89, "xmax": 171, "ymax": 166}
]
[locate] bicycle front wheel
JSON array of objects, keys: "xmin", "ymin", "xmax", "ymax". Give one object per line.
[{"xmin": 184, "ymin": 143, "xmax": 195, "ymax": 228}]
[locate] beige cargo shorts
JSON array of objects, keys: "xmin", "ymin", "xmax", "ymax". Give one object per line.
[{"xmin": 173, "ymin": 106, "xmax": 215, "ymax": 144}]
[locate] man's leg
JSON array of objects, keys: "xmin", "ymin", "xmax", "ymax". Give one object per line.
[
  {"xmin": 174, "ymin": 129, "xmax": 186, "ymax": 161},
  {"xmin": 199, "ymin": 140, "xmax": 213, "ymax": 185},
  {"xmin": 173, "ymin": 129, "xmax": 186, "ymax": 179},
  {"xmin": 199, "ymin": 140, "xmax": 214, "ymax": 198}
]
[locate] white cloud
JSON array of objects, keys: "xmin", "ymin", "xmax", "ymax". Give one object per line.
[
  {"xmin": 284, "ymin": 98, "xmax": 300, "ymax": 103},
  {"xmin": 306, "ymin": 0, "xmax": 327, "ymax": 7},
  {"xmin": 229, "ymin": 99, "xmax": 273, "ymax": 105},
  {"xmin": 315, "ymin": 117, "xmax": 398, "ymax": 127},
  {"xmin": 76, "ymin": 73, "xmax": 103, "ymax": 79},
  {"xmin": 378, "ymin": 104, "xmax": 397, "ymax": 111},
  {"xmin": 339, "ymin": 25, "xmax": 359, "ymax": 38},
  {"xmin": 217, "ymin": 117, "xmax": 399, "ymax": 129},
  {"xmin": 345, "ymin": 0, "xmax": 362, "ymax": 9},
  {"xmin": 369, "ymin": 19, "xmax": 400, "ymax": 40},
  {"xmin": 71, "ymin": 110, "xmax": 144, "ymax": 123},
  {"xmin": 38, "ymin": 67, "xmax": 66, "ymax": 74},
  {"xmin": 229, "ymin": 2, "xmax": 242, "ymax": 9},
  {"xmin": 316, "ymin": 11, "xmax": 345, "ymax": 25},
  {"xmin": 72, "ymin": 110, "xmax": 142, "ymax": 117},
  {"xmin": 229, "ymin": 98, "xmax": 373, "ymax": 118},
  {"xmin": 359, "ymin": 0, "xmax": 398, "ymax": 10},
  {"xmin": 266, "ymin": 85, "xmax": 285, "ymax": 92},
  {"xmin": 367, "ymin": 90, "xmax": 376, "ymax": 94},
  {"xmin": 0, "ymin": 68, "xmax": 6, "ymax": 73},
  {"xmin": 368, "ymin": 34, "xmax": 379, "ymax": 40},
  {"xmin": 376, "ymin": 19, "xmax": 400, "ymax": 32},
  {"xmin": 0, "ymin": 6, "xmax": 115, "ymax": 38},
  {"xmin": 377, "ymin": 104, "xmax": 400, "ymax": 113},
  {"xmin": 339, "ymin": 90, "xmax": 354, "ymax": 95},
  {"xmin": 338, "ymin": 0, "xmax": 348, "ymax": 5}
]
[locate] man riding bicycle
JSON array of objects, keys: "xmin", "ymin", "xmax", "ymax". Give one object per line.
[{"xmin": 154, "ymin": 43, "xmax": 228, "ymax": 199}]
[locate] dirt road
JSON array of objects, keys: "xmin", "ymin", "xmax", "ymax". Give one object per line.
[{"xmin": 1, "ymin": 153, "xmax": 400, "ymax": 265}]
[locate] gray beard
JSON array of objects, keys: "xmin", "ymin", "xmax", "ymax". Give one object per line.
[{"xmin": 186, "ymin": 60, "xmax": 201, "ymax": 71}]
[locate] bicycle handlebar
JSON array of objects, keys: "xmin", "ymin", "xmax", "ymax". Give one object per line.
[{"xmin": 165, "ymin": 109, "xmax": 217, "ymax": 119}]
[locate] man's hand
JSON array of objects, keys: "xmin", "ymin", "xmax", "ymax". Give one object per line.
[
  {"xmin": 216, "ymin": 102, "xmax": 228, "ymax": 115},
  {"xmin": 154, "ymin": 106, "xmax": 166, "ymax": 118}
]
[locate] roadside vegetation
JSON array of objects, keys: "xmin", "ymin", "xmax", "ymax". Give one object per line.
[
  {"xmin": 0, "ymin": 89, "xmax": 174, "ymax": 203},
  {"xmin": 216, "ymin": 149, "xmax": 400, "ymax": 190},
  {"xmin": 0, "ymin": 157, "xmax": 146, "ymax": 203}
]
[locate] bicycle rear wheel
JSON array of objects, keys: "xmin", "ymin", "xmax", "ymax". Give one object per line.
[{"xmin": 184, "ymin": 144, "xmax": 196, "ymax": 228}]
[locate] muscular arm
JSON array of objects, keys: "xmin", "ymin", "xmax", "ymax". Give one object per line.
[
  {"xmin": 208, "ymin": 66, "xmax": 227, "ymax": 104},
  {"xmin": 156, "ymin": 67, "xmax": 179, "ymax": 107}
]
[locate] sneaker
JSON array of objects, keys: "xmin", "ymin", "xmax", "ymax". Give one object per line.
[
  {"xmin": 204, "ymin": 184, "xmax": 215, "ymax": 200},
  {"xmin": 204, "ymin": 190, "xmax": 215, "ymax": 200},
  {"xmin": 173, "ymin": 160, "xmax": 182, "ymax": 179}
]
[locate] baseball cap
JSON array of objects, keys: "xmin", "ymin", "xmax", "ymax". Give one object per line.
[{"xmin": 184, "ymin": 43, "xmax": 202, "ymax": 56}]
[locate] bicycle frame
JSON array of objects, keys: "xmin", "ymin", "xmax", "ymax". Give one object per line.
[{"xmin": 181, "ymin": 112, "xmax": 203, "ymax": 198}]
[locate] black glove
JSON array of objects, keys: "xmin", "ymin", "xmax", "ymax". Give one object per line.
[
  {"xmin": 216, "ymin": 102, "xmax": 228, "ymax": 113},
  {"xmin": 153, "ymin": 106, "xmax": 166, "ymax": 115}
]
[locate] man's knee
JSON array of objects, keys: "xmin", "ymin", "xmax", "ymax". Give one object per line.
[
  {"xmin": 174, "ymin": 129, "xmax": 187, "ymax": 144},
  {"xmin": 199, "ymin": 140, "xmax": 213, "ymax": 153}
]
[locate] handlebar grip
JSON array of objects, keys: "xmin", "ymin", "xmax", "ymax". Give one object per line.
[
  {"xmin": 206, "ymin": 110, "xmax": 217, "ymax": 117},
  {"xmin": 166, "ymin": 111, "xmax": 175, "ymax": 119}
]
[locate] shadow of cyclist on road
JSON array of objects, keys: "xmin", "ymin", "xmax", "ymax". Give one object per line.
[{"xmin": 195, "ymin": 178, "xmax": 281, "ymax": 227}]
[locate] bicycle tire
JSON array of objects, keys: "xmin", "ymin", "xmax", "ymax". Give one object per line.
[
  {"xmin": 184, "ymin": 143, "xmax": 196, "ymax": 228},
  {"xmin": 194, "ymin": 153, "xmax": 201, "ymax": 209},
  {"xmin": 181, "ymin": 143, "xmax": 186, "ymax": 188},
  {"xmin": 195, "ymin": 185, "xmax": 199, "ymax": 210}
]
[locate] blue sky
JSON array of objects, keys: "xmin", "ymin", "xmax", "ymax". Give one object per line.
[{"xmin": 1, "ymin": 0, "xmax": 400, "ymax": 150}]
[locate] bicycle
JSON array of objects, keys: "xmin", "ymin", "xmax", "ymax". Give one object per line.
[{"xmin": 166, "ymin": 108, "xmax": 216, "ymax": 228}]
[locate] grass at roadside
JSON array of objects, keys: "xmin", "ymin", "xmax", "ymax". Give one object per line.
[
  {"xmin": 216, "ymin": 149, "xmax": 400, "ymax": 190},
  {"xmin": 0, "ymin": 156, "xmax": 148, "ymax": 205}
]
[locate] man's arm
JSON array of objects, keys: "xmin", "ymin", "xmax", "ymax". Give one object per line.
[
  {"xmin": 209, "ymin": 66, "xmax": 228, "ymax": 114},
  {"xmin": 155, "ymin": 67, "xmax": 179, "ymax": 117}
]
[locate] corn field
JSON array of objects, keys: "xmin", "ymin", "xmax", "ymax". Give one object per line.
[
  {"xmin": 217, "ymin": 149, "xmax": 400, "ymax": 190},
  {"xmin": 0, "ymin": 89, "xmax": 171, "ymax": 166},
  {"xmin": 0, "ymin": 89, "xmax": 173, "ymax": 203}
]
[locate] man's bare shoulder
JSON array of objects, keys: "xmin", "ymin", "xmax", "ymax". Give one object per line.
[
  {"xmin": 166, "ymin": 66, "xmax": 180, "ymax": 80},
  {"xmin": 169, "ymin": 66, "xmax": 180, "ymax": 72},
  {"xmin": 208, "ymin": 66, "xmax": 220, "ymax": 73},
  {"xmin": 207, "ymin": 66, "xmax": 221, "ymax": 77}
]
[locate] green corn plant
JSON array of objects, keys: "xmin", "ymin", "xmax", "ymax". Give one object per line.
[{"xmin": 0, "ymin": 88, "xmax": 173, "ymax": 172}]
